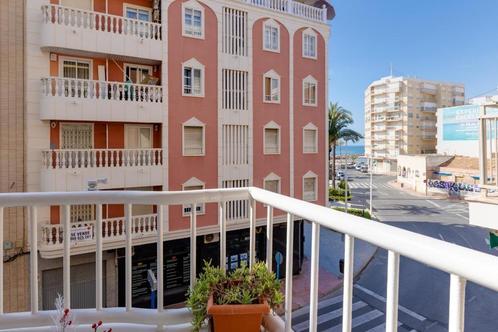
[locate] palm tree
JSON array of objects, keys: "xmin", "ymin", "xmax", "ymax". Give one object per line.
[{"xmin": 328, "ymin": 102, "xmax": 363, "ymax": 188}]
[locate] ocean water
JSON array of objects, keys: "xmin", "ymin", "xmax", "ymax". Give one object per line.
[{"xmin": 335, "ymin": 145, "xmax": 365, "ymax": 156}]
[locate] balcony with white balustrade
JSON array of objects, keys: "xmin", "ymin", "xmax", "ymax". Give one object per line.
[
  {"xmin": 40, "ymin": 148, "xmax": 165, "ymax": 192},
  {"xmin": 0, "ymin": 189, "xmax": 497, "ymax": 331},
  {"xmin": 40, "ymin": 77, "xmax": 163, "ymax": 123},
  {"xmin": 421, "ymin": 101, "xmax": 438, "ymax": 112},
  {"xmin": 39, "ymin": 213, "xmax": 158, "ymax": 258},
  {"xmin": 40, "ymin": 4, "xmax": 163, "ymax": 61}
]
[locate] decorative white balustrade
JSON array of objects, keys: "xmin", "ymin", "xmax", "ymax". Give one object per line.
[
  {"xmin": 0, "ymin": 188, "xmax": 497, "ymax": 331},
  {"xmin": 41, "ymin": 77, "xmax": 163, "ymax": 104},
  {"xmin": 41, "ymin": 149, "xmax": 163, "ymax": 170},
  {"xmin": 40, "ymin": 214, "xmax": 157, "ymax": 249},
  {"xmin": 41, "ymin": 4, "xmax": 162, "ymax": 41},
  {"xmin": 243, "ymin": 0, "xmax": 327, "ymax": 23}
]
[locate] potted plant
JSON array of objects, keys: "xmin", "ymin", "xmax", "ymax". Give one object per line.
[{"xmin": 187, "ymin": 261, "xmax": 284, "ymax": 332}]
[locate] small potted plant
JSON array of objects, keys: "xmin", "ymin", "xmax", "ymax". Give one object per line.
[{"xmin": 187, "ymin": 261, "xmax": 284, "ymax": 332}]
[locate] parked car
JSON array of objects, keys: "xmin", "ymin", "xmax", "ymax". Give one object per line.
[
  {"xmin": 360, "ymin": 165, "xmax": 369, "ymax": 173},
  {"xmin": 336, "ymin": 171, "xmax": 345, "ymax": 180},
  {"xmin": 355, "ymin": 163, "xmax": 364, "ymax": 171}
]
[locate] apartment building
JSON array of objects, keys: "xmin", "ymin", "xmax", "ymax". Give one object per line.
[
  {"xmin": 364, "ymin": 76, "xmax": 465, "ymax": 174},
  {"xmin": 2, "ymin": 0, "xmax": 333, "ymax": 311}
]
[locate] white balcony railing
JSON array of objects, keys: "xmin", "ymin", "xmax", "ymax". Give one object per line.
[
  {"xmin": 243, "ymin": 0, "xmax": 327, "ymax": 23},
  {"xmin": 40, "ymin": 214, "xmax": 157, "ymax": 254},
  {"xmin": 41, "ymin": 77, "xmax": 163, "ymax": 104},
  {"xmin": 41, "ymin": 149, "xmax": 163, "ymax": 170},
  {"xmin": 41, "ymin": 4, "xmax": 162, "ymax": 41},
  {"xmin": 0, "ymin": 189, "xmax": 497, "ymax": 331}
]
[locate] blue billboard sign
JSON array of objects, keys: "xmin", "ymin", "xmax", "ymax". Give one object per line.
[{"xmin": 442, "ymin": 105, "xmax": 498, "ymax": 141}]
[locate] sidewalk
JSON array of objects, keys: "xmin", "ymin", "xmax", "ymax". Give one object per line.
[{"xmin": 289, "ymin": 220, "xmax": 378, "ymax": 311}]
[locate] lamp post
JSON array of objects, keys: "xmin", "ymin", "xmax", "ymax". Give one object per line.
[{"xmin": 344, "ymin": 140, "xmax": 348, "ymax": 214}]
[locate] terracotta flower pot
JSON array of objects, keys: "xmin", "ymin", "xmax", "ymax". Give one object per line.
[{"xmin": 207, "ymin": 294, "xmax": 270, "ymax": 332}]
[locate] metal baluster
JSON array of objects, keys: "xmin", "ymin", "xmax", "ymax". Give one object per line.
[
  {"xmin": 266, "ymin": 206, "xmax": 273, "ymax": 271},
  {"xmin": 29, "ymin": 206, "xmax": 39, "ymax": 313},
  {"xmin": 63, "ymin": 205, "xmax": 71, "ymax": 308},
  {"xmin": 386, "ymin": 251, "xmax": 400, "ymax": 332},
  {"xmin": 96, "ymin": 204, "xmax": 103, "ymax": 311},
  {"xmin": 157, "ymin": 205, "xmax": 164, "ymax": 311},
  {"xmin": 449, "ymin": 274, "xmax": 466, "ymax": 332},
  {"xmin": 219, "ymin": 201, "xmax": 226, "ymax": 271},
  {"xmin": 249, "ymin": 197, "xmax": 256, "ymax": 267},
  {"xmin": 0, "ymin": 207, "xmax": 3, "ymax": 314},
  {"xmin": 284, "ymin": 213, "xmax": 294, "ymax": 332},
  {"xmin": 342, "ymin": 234, "xmax": 355, "ymax": 332},
  {"xmin": 125, "ymin": 204, "xmax": 132, "ymax": 311},
  {"xmin": 309, "ymin": 222, "xmax": 320, "ymax": 331},
  {"xmin": 190, "ymin": 204, "xmax": 197, "ymax": 289}
]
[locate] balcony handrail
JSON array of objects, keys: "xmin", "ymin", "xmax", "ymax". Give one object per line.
[
  {"xmin": 0, "ymin": 188, "xmax": 497, "ymax": 331},
  {"xmin": 241, "ymin": 0, "xmax": 327, "ymax": 23},
  {"xmin": 41, "ymin": 148, "xmax": 164, "ymax": 169},
  {"xmin": 41, "ymin": 4, "xmax": 162, "ymax": 41},
  {"xmin": 41, "ymin": 77, "xmax": 163, "ymax": 103}
]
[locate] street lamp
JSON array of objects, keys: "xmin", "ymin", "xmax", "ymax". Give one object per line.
[{"xmin": 369, "ymin": 157, "xmax": 373, "ymax": 216}]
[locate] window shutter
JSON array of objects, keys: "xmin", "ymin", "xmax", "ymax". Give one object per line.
[
  {"xmin": 265, "ymin": 180, "xmax": 279, "ymax": 193},
  {"xmin": 304, "ymin": 129, "xmax": 316, "ymax": 153},
  {"xmin": 265, "ymin": 77, "xmax": 272, "ymax": 100},
  {"xmin": 184, "ymin": 126, "xmax": 203, "ymax": 155},
  {"xmin": 304, "ymin": 177, "xmax": 316, "ymax": 201},
  {"xmin": 265, "ymin": 128, "xmax": 279, "ymax": 153}
]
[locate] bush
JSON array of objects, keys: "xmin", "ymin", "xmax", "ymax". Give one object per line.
[
  {"xmin": 329, "ymin": 187, "xmax": 352, "ymax": 201},
  {"xmin": 333, "ymin": 207, "xmax": 371, "ymax": 219},
  {"xmin": 338, "ymin": 180, "xmax": 349, "ymax": 190}
]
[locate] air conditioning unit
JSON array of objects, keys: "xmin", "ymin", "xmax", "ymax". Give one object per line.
[{"xmin": 204, "ymin": 233, "xmax": 220, "ymax": 244}]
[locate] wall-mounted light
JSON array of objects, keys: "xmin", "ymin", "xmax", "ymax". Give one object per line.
[
  {"xmin": 154, "ymin": 124, "xmax": 159, "ymax": 131},
  {"xmin": 50, "ymin": 121, "xmax": 57, "ymax": 129},
  {"xmin": 50, "ymin": 53, "xmax": 57, "ymax": 62}
]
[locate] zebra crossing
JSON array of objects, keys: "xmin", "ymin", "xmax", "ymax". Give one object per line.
[
  {"xmin": 347, "ymin": 182, "xmax": 392, "ymax": 190},
  {"xmin": 292, "ymin": 285, "xmax": 428, "ymax": 332}
]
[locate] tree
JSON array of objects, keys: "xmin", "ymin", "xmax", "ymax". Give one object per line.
[{"xmin": 328, "ymin": 102, "xmax": 363, "ymax": 188}]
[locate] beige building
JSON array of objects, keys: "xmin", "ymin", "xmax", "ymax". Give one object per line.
[
  {"xmin": 0, "ymin": 0, "xmax": 30, "ymax": 313},
  {"xmin": 364, "ymin": 76, "xmax": 465, "ymax": 174}
]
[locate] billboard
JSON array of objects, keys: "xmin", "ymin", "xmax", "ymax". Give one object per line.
[{"xmin": 442, "ymin": 105, "xmax": 498, "ymax": 141}]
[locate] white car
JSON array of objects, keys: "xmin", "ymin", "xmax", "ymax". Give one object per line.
[{"xmin": 336, "ymin": 171, "xmax": 345, "ymax": 180}]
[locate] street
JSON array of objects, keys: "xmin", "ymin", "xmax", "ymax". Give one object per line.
[{"xmin": 294, "ymin": 170, "xmax": 498, "ymax": 331}]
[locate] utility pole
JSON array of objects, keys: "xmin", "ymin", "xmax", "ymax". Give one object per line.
[{"xmin": 369, "ymin": 157, "xmax": 373, "ymax": 216}]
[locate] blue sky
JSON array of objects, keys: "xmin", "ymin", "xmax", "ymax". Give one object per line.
[{"xmin": 327, "ymin": 0, "xmax": 498, "ymax": 145}]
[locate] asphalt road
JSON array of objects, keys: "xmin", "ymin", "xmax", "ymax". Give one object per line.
[{"xmin": 346, "ymin": 170, "xmax": 498, "ymax": 331}]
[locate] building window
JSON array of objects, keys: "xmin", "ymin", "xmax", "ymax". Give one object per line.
[
  {"xmin": 222, "ymin": 124, "xmax": 249, "ymax": 165},
  {"xmin": 303, "ymin": 75, "xmax": 317, "ymax": 106},
  {"xmin": 303, "ymin": 29, "xmax": 317, "ymax": 59},
  {"xmin": 222, "ymin": 7, "xmax": 248, "ymax": 56},
  {"xmin": 303, "ymin": 124, "xmax": 318, "ymax": 153},
  {"xmin": 183, "ymin": 118, "xmax": 205, "ymax": 156},
  {"xmin": 182, "ymin": 177, "xmax": 205, "ymax": 216},
  {"xmin": 263, "ymin": 19, "xmax": 280, "ymax": 52},
  {"xmin": 264, "ymin": 173, "xmax": 281, "ymax": 194},
  {"xmin": 303, "ymin": 171, "xmax": 317, "ymax": 202},
  {"xmin": 124, "ymin": 4, "xmax": 152, "ymax": 22},
  {"xmin": 182, "ymin": 1, "xmax": 204, "ymax": 38},
  {"xmin": 263, "ymin": 70, "xmax": 280, "ymax": 103},
  {"xmin": 264, "ymin": 122, "xmax": 280, "ymax": 154},
  {"xmin": 222, "ymin": 69, "xmax": 249, "ymax": 110},
  {"xmin": 182, "ymin": 58, "xmax": 204, "ymax": 97}
]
